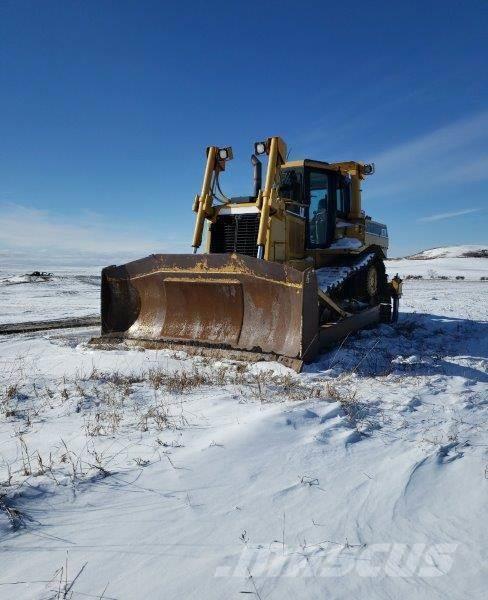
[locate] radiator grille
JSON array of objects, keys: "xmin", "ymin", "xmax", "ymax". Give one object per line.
[{"xmin": 210, "ymin": 214, "xmax": 260, "ymax": 257}]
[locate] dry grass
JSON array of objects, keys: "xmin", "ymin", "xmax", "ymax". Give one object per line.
[
  {"xmin": 0, "ymin": 361, "xmax": 330, "ymax": 446},
  {"xmin": 0, "ymin": 354, "xmax": 343, "ymax": 535},
  {"xmin": 0, "ymin": 494, "xmax": 27, "ymax": 530},
  {"xmin": 323, "ymin": 380, "xmax": 378, "ymax": 432},
  {"xmin": 148, "ymin": 366, "xmax": 211, "ymax": 393}
]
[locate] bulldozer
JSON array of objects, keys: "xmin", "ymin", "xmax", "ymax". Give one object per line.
[{"xmin": 93, "ymin": 137, "xmax": 402, "ymax": 371}]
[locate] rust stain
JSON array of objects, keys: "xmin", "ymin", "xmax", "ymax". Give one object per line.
[{"xmin": 100, "ymin": 253, "xmax": 319, "ymax": 361}]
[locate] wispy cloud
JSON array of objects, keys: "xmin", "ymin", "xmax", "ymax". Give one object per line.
[
  {"xmin": 374, "ymin": 111, "xmax": 488, "ymax": 167},
  {"xmin": 366, "ymin": 110, "xmax": 488, "ymax": 198},
  {"xmin": 0, "ymin": 203, "xmax": 185, "ymax": 266},
  {"xmin": 417, "ymin": 208, "xmax": 482, "ymax": 223}
]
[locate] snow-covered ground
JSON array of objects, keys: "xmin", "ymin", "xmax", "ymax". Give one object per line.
[
  {"xmin": 0, "ymin": 249, "xmax": 487, "ymax": 599},
  {"xmin": 406, "ymin": 245, "xmax": 487, "ymax": 259},
  {"xmin": 388, "ymin": 244, "xmax": 488, "ymax": 280},
  {"xmin": 2, "ymin": 245, "xmax": 486, "ymax": 326},
  {"xmin": 0, "ymin": 268, "xmax": 100, "ymax": 324}
]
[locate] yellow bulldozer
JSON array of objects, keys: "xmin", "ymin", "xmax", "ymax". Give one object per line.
[{"xmin": 94, "ymin": 137, "xmax": 402, "ymax": 371}]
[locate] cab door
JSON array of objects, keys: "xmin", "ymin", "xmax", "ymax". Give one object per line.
[{"xmin": 305, "ymin": 169, "xmax": 336, "ymax": 249}]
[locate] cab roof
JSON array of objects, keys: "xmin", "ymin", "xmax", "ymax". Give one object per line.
[{"xmin": 282, "ymin": 159, "xmax": 363, "ymax": 174}]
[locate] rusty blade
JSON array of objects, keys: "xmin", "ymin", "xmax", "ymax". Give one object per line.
[{"xmin": 100, "ymin": 253, "xmax": 319, "ymax": 361}]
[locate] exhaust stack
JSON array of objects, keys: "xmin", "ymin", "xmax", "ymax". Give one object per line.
[{"xmin": 251, "ymin": 154, "xmax": 262, "ymax": 197}]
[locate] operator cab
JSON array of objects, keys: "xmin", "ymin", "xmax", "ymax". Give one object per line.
[{"xmin": 280, "ymin": 160, "xmax": 352, "ymax": 249}]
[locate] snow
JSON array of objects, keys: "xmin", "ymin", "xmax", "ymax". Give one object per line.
[
  {"xmin": 329, "ymin": 237, "xmax": 363, "ymax": 249},
  {"xmin": 0, "ymin": 268, "xmax": 100, "ymax": 324},
  {"xmin": 316, "ymin": 252, "xmax": 375, "ymax": 293},
  {"xmin": 0, "ymin": 252, "xmax": 487, "ymax": 599},
  {"xmin": 386, "ymin": 257, "xmax": 487, "ymax": 281},
  {"xmin": 387, "ymin": 244, "xmax": 488, "ymax": 280},
  {"xmin": 406, "ymin": 244, "xmax": 487, "ymax": 259}
]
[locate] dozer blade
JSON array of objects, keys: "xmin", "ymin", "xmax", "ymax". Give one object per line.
[{"xmin": 95, "ymin": 253, "xmax": 320, "ymax": 370}]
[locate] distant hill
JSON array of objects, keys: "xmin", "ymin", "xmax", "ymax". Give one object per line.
[
  {"xmin": 406, "ymin": 245, "xmax": 488, "ymax": 260},
  {"xmin": 385, "ymin": 245, "xmax": 488, "ymax": 280}
]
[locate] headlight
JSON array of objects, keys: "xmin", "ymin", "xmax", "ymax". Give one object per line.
[
  {"xmin": 254, "ymin": 141, "xmax": 267, "ymax": 155},
  {"xmin": 218, "ymin": 147, "xmax": 233, "ymax": 160}
]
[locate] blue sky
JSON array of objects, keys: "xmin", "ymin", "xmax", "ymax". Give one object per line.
[{"xmin": 0, "ymin": 0, "xmax": 487, "ymax": 263}]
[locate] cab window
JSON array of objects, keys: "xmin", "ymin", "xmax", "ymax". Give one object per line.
[
  {"xmin": 308, "ymin": 171, "xmax": 329, "ymax": 247},
  {"xmin": 336, "ymin": 175, "xmax": 351, "ymax": 217},
  {"xmin": 280, "ymin": 168, "xmax": 304, "ymax": 217}
]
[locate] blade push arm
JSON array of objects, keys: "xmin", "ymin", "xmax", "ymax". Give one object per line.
[
  {"xmin": 191, "ymin": 145, "xmax": 232, "ymax": 253},
  {"xmin": 191, "ymin": 146, "xmax": 218, "ymax": 253},
  {"xmin": 255, "ymin": 136, "xmax": 287, "ymax": 259}
]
